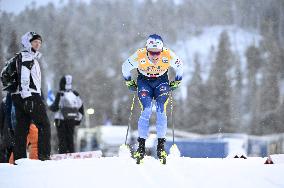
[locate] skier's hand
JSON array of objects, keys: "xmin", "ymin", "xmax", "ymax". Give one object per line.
[
  {"xmin": 125, "ymin": 80, "xmax": 137, "ymax": 92},
  {"xmin": 23, "ymin": 97, "xmax": 34, "ymax": 113},
  {"xmin": 170, "ymin": 81, "xmax": 181, "ymax": 91}
]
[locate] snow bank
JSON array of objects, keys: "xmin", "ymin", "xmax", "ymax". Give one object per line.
[{"xmin": 0, "ymin": 156, "xmax": 283, "ymax": 188}]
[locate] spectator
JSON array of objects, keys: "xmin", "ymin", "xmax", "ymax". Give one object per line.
[
  {"xmin": 49, "ymin": 75, "xmax": 84, "ymax": 154},
  {"xmin": 0, "ymin": 93, "xmax": 15, "ymax": 163},
  {"xmin": 11, "ymin": 32, "xmax": 51, "ymax": 162}
]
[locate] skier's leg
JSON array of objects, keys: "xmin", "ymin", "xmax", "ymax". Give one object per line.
[
  {"xmin": 155, "ymin": 82, "xmax": 170, "ymax": 138},
  {"xmin": 154, "ymin": 81, "xmax": 170, "ymax": 162},
  {"xmin": 137, "ymin": 106, "xmax": 152, "ymax": 138},
  {"xmin": 134, "ymin": 79, "xmax": 154, "ymax": 162},
  {"xmin": 137, "ymin": 79, "xmax": 154, "ymax": 139}
]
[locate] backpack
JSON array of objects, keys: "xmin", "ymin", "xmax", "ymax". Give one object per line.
[
  {"xmin": 0, "ymin": 53, "xmax": 21, "ymax": 92},
  {"xmin": 60, "ymin": 91, "xmax": 82, "ymax": 120}
]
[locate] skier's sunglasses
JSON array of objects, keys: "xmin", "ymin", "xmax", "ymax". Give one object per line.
[{"xmin": 148, "ymin": 51, "xmax": 161, "ymax": 56}]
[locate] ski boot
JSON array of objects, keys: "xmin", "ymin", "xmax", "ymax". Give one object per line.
[
  {"xmin": 133, "ymin": 137, "xmax": 146, "ymax": 164},
  {"xmin": 157, "ymin": 138, "xmax": 167, "ymax": 164}
]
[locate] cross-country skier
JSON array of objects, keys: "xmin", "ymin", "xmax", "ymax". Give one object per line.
[{"xmin": 122, "ymin": 34, "xmax": 183, "ymax": 163}]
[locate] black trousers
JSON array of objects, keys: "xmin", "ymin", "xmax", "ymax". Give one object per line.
[
  {"xmin": 55, "ymin": 120, "xmax": 75, "ymax": 154},
  {"xmin": 12, "ymin": 94, "xmax": 51, "ymax": 160},
  {"xmin": 0, "ymin": 146, "xmax": 13, "ymax": 163}
]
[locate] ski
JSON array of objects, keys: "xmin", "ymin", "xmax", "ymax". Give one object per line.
[
  {"xmin": 133, "ymin": 152, "xmax": 144, "ymax": 164},
  {"xmin": 133, "ymin": 155, "xmax": 167, "ymax": 165},
  {"xmin": 136, "ymin": 157, "xmax": 143, "ymax": 164},
  {"xmin": 159, "ymin": 157, "xmax": 166, "ymax": 165},
  {"xmin": 158, "ymin": 150, "xmax": 167, "ymax": 165}
]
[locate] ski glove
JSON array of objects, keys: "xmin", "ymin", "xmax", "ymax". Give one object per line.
[
  {"xmin": 23, "ymin": 97, "xmax": 34, "ymax": 113},
  {"xmin": 125, "ymin": 80, "xmax": 137, "ymax": 92},
  {"xmin": 170, "ymin": 81, "xmax": 181, "ymax": 91}
]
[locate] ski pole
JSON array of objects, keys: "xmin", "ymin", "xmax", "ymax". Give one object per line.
[
  {"xmin": 124, "ymin": 93, "xmax": 136, "ymax": 145},
  {"xmin": 170, "ymin": 91, "xmax": 175, "ymax": 144}
]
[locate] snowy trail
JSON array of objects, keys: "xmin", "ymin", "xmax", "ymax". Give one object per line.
[{"xmin": 0, "ymin": 157, "xmax": 284, "ymax": 188}]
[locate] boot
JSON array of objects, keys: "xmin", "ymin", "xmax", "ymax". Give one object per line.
[
  {"xmin": 157, "ymin": 138, "xmax": 167, "ymax": 164},
  {"xmin": 38, "ymin": 155, "xmax": 51, "ymax": 161},
  {"xmin": 133, "ymin": 137, "xmax": 145, "ymax": 164}
]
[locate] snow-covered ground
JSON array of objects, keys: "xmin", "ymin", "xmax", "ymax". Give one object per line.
[{"xmin": 0, "ymin": 156, "xmax": 283, "ymax": 188}]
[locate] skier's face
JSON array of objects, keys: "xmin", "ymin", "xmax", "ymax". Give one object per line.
[
  {"xmin": 31, "ymin": 39, "xmax": 42, "ymax": 51},
  {"xmin": 148, "ymin": 51, "xmax": 161, "ymax": 62}
]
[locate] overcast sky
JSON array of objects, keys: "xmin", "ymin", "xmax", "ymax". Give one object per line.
[
  {"xmin": 0, "ymin": 0, "xmax": 182, "ymax": 14},
  {"xmin": 0, "ymin": 0, "xmax": 84, "ymax": 14}
]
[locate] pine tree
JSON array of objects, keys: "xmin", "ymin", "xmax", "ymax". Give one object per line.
[
  {"xmin": 205, "ymin": 31, "xmax": 233, "ymax": 133},
  {"xmin": 0, "ymin": 0, "xmax": 282, "ymax": 133},
  {"xmin": 278, "ymin": 100, "xmax": 284, "ymax": 132},
  {"xmin": 259, "ymin": 39, "xmax": 280, "ymax": 113},
  {"xmin": 254, "ymin": 35, "xmax": 281, "ymax": 134},
  {"xmin": 186, "ymin": 54, "xmax": 208, "ymax": 133},
  {"xmin": 0, "ymin": 27, "xmax": 4, "ymax": 101},
  {"xmin": 230, "ymin": 54, "xmax": 243, "ymax": 132},
  {"xmin": 53, "ymin": 30, "xmax": 71, "ymax": 83},
  {"xmin": 7, "ymin": 30, "xmax": 19, "ymax": 59},
  {"xmin": 245, "ymin": 45, "xmax": 262, "ymax": 132}
]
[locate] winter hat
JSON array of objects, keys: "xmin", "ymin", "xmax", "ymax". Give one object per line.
[
  {"xmin": 21, "ymin": 32, "xmax": 42, "ymax": 50},
  {"xmin": 146, "ymin": 34, "xmax": 163, "ymax": 52},
  {"xmin": 29, "ymin": 32, "xmax": 42, "ymax": 42},
  {"xmin": 59, "ymin": 75, "xmax": 73, "ymax": 91}
]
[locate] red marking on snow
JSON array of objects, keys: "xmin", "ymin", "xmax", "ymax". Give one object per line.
[{"xmin": 264, "ymin": 156, "xmax": 274, "ymax": 164}]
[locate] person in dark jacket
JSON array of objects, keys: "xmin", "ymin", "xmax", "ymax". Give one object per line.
[
  {"xmin": 0, "ymin": 93, "xmax": 15, "ymax": 163},
  {"xmin": 49, "ymin": 75, "xmax": 84, "ymax": 154},
  {"xmin": 1, "ymin": 93, "xmax": 39, "ymax": 163}
]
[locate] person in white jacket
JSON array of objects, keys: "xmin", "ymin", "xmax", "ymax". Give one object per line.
[{"xmin": 11, "ymin": 32, "xmax": 51, "ymax": 162}]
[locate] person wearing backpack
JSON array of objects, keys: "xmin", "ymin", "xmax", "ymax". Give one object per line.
[
  {"xmin": 49, "ymin": 75, "xmax": 84, "ymax": 154},
  {"xmin": 9, "ymin": 32, "xmax": 51, "ymax": 162}
]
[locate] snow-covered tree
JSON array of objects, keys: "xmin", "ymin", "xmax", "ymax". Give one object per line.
[
  {"xmin": 205, "ymin": 31, "xmax": 233, "ymax": 133},
  {"xmin": 245, "ymin": 45, "xmax": 262, "ymax": 132},
  {"xmin": 0, "ymin": 27, "xmax": 4, "ymax": 101},
  {"xmin": 7, "ymin": 30, "xmax": 19, "ymax": 59},
  {"xmin": 186, "ymin": 54, "xmax": 208, "ymax": 133}
]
